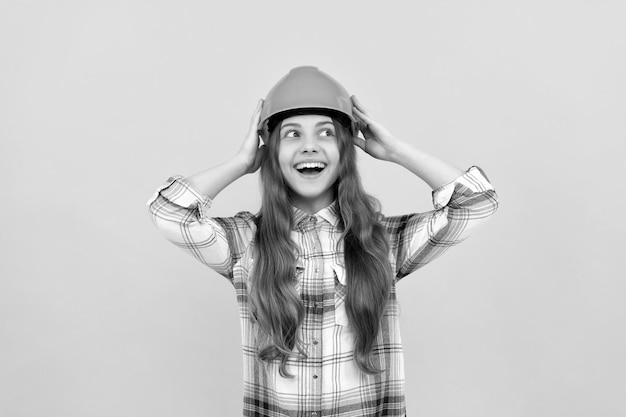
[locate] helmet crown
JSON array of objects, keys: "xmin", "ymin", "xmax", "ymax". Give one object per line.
[{"xmin": 259, "ymin": 66, "xmax": 355, "ymax": 134}]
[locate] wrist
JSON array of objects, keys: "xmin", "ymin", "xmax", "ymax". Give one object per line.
[
  {"xmin": 232, "ymin": 154, "xmax": 253, "ymax": 176},
  {"xmin": 386, "ymin": 139, "xmax": 410, "ymax": 165}
]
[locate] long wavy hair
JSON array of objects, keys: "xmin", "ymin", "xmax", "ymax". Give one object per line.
[{"xmin": 250, "ymin": 114, "xmax": 393, "ymax": 376}]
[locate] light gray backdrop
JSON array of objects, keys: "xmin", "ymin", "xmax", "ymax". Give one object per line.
[{"xmin": 1, "ymin": 0, "xmax": 624, "ymax": 416}]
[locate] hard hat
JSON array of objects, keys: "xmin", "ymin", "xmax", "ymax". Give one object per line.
[{"xmin": 259, "ymin": 66, "xmax": 356, "ymax": 135}]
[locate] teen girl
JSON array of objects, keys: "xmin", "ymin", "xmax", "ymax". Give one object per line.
[{"xmin": 148, "ymin": 66, "xmax": 498, "ymax": 417}]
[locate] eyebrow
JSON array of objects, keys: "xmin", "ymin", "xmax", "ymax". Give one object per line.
[{"xmin": 280, "ymin": 121, "xmax": 334, "ymax": 131}]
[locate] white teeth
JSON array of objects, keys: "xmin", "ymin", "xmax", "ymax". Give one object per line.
[{"xmin": 295, "ymin": 162, "xmax": 327, "ymax": 170}]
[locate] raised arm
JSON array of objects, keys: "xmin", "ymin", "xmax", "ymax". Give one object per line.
[
  {"xmin": 187, "ymin": 99, "xmax": 266, "ymax": 198},
  {"xmin": 147, "ymin": 100, "xmax": 265, "ymax": 280},
  {"xmin": 351, "ymin": 95, "xmax": 463, "ymax": 189},
  {"xmin": 351, "ymin": 95, "xmax": 498, "ymax": 280}
]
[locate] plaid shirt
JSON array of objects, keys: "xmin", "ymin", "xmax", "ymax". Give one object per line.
[{"xmin": 147, "ymin": 166, "xmax": 498, "ymax": 417}]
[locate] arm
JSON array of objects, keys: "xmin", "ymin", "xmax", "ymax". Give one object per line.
[
  {"xmin": 146, "ymin": 100, "xmax": 265, "ymax": 279},
  {"xmin": 187, "ymin": 99, "xmax": 265, "ymax": 198},
  {"xmin": 351, "ymin": 95, "xmax": 463, "ymax": 189},
  {"xmin": 381, "ymin": 166, "xmax": 498, "ymax": 280},
  {"xmin": 351, "ymin": 96, "xmax": 498, "ymax": 280}
]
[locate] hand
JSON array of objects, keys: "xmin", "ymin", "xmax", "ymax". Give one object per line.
[
  {"xmin": 351, "ymin": 95, "xmax": 401, "ymax": 162},
  {"xmin": 237, "ymin": 99, "xmax": 266, "ymax": 174}
]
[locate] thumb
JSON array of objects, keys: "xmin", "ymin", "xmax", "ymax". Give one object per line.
[
  {"xmin": 252, "ymin": 144, "xmax": 267, "ymax": 171},
  {"xmin": 352, "ymin": 136, "xmax": 366, "ymax": 152}
]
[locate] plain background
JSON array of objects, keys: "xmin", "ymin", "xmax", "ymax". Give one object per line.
[{"xmin": 1, "ymin": 1, "xmax": 625, "ymax": 416}]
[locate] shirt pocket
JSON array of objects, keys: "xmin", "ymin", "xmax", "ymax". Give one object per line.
[{"xmin": 332, "ymin": 263, "xmax": 351, "ymax": 327}]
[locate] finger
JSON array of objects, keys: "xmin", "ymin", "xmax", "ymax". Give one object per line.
[
  {"xmin": 353, "ymin": 106, "xmax": 374, "ymax": 126},
  {"xmin": 251, "ymin": 144, "xmax": 267, "ymax": 172},
  {"xmin": 248, "ymin": 99, "xmax": 265, "ymax": 138},
  {"xmin": 251, "ymin": 99, "xmax": 264, "ymax": 122},
  {"xmin": 249, "ymin": 99, "xmax": 263, "ymax": 127},
  {"xmin": 352, "ymin": 106, "xmax": 365, "ymax": 123},
  {"xmin": 351, "ymin": 95, "xmax": 371, "ymax": 117},
  {"xmin": 353, "ymin": 115, "xmax": 369, "ymax": 136}
]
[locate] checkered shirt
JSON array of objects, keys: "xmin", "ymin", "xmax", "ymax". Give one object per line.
[{"xmin": 147, "ymin": 166, "xmax": 498, "ymax": 416}]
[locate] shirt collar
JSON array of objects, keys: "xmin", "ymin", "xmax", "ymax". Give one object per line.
[{"xmin": 292, "ymin": 201, "xmax": 340, "ymax": 230}]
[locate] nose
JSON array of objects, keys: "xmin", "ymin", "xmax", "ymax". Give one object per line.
[{"xmin": 300, "ymin": 134, "xmax": 320, "ymax": 153}]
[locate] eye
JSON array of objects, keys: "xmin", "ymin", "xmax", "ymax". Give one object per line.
[
  {"xmin": 283, "ymin": 130, "xmax": 300, "ymax": 139},
  {"xmin": 319, "ymin": 128, "xmax": 335, "ymax": 137}
]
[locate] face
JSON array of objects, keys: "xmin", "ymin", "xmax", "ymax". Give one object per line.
[{"xmin": 277, "ymin": 114, "xmax": 341, "ymax": 214}]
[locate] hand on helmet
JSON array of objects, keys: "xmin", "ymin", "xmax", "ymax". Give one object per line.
[
  {"xmin": 237, "ymin": 99, "xmax": 266, "ymax": 174},
  {"xmin": 352, "ymin": 95, "xmax": 401, "ymax": 162}
]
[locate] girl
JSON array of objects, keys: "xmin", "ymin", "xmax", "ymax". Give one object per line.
[{"xmin": 148, "ymin": 66, "xmax": 498, "ymax": 417}]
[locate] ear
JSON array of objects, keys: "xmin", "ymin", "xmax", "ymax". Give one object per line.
[{"xmin": 257, "ymin": 129, "xmax": 267, "ymax": 144}]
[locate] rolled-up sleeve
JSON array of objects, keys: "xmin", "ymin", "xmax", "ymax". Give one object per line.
[
  {"xmin": 147, "ymin": 176, "xmax": 256, "ymax": 281},
  {"xmin": 382, "ymin": 166, "xmax": 499, "ymax": 280}
]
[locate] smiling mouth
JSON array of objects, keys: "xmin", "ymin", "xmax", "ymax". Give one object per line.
[{"xmin": 295, "ymin": 162, "xmax": 327, "ymax": 176}]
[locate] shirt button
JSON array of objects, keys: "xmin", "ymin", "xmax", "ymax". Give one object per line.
[
  {"xmin": 312, "ymin": 339, "xmax": 318, "ymax": 345},
  {"xmin": 315, "ymin": 268, "xmax": 319, "ymax": 273},
  {"xmin": 309, "ymin": 216, "xmax": 316, "ymax": 223},
  {"xmin": 313, "ymin": 374, "xmax": 318, "ymax": 379},
  {"xmin": 312, "ymin": 413, "xmax": 318, "ymax": 417}
]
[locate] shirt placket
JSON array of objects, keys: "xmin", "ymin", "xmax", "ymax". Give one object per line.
[{"xmin": 303, "ymin": 215, "xmax": 323, "ymax": 417}]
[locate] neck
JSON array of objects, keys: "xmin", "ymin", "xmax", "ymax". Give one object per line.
[{"xmin": 291, "ymin": 194, "xmax": 334, "ymax": 215}]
